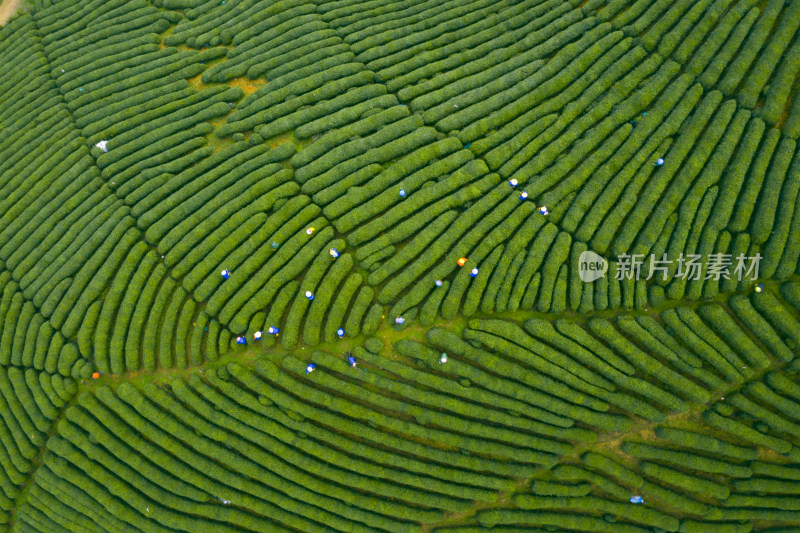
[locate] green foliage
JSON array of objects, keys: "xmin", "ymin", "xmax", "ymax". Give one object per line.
[
  {"xmin": 2, "ymin": 2, "xmax": 800, "ymax": 530},
  {"xmin": 621, "ymin": 442, "xmax": 753, "ymax": 478},
  {"xmin": 655, "ymin": 427, "xmax": 757, "ymax": 461},
  {"xmin": 583, "ymin": 452, "xmax": 643, "ymax": 488},
  {"xmin": 703, "ymin": 410, "xmax": 792, "ymax": 454},
  {"xmin": 640, "ymin": 462, "xmax": 730, "ymax": 500},
  {"xmin": 514, "ymin": 494, "xmax": 680, "ymax": 531}
]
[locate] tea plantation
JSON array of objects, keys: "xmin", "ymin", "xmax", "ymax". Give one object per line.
[{"xmin": 1, "ymin": 0, "xmax": 800, "ymax": 530}]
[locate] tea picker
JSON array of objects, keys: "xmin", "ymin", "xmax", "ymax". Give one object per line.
[
  {"xmin": 221, "ymin": 269, "xmax": 230, "ymax": 279},
  {"xmin": 306, "ymin": 363, "xmax": 316, "ymax": 374}
]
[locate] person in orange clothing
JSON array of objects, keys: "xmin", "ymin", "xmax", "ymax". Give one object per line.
[
  {"xmin": 91, "ymin": 372, "xmax": 101, "ymax": 379},
  {"xmin": 457, "ymin": 257, "xmax": 467, "ymax": 267}
]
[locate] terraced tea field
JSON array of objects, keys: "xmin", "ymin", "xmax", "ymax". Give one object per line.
[{"xmin": 1, "ymin": 0, "xmax": 800, "ymax": 531}]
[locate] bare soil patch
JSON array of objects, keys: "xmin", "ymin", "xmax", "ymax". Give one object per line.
[{"xmin": 0, "ymin": 0, "xmax": 25, "ymax": 26}]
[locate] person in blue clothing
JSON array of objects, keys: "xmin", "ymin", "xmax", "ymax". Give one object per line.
[
  {"xmin": 253, "ymin": 331, "xmax": 262, "ymax": 340},
  {"xmin": 221, "ymin": 269, "xmax": 230, "ymax": 279},
  {"xmin": 655, "ymin": 158, "xmax": 664, "ymax": 166},
  {"xmin": 539, "ymin": 206, "xmax": 549, "ymax": 216},
  {"xmin": 268, "ymin": 326, "xmax": 279, "ymax": 335},
  {"xmin": 305, "ymin": 290, "xmax": 314, "ymax": 301},
  {"xmin": 236, "ymin": 336, "xmax": 246, "ymax": 345},
  {"xmin": 470, "ymin": 267, "xmax": 479, "ymax": 278},
  {"xmin": 435, "ymin": 279, "xmax": 443, "ymax": 287},
  {"xmin": 347, "ymin": 355, "xmax": 357, "ymax": 367},
  {"xmin": 509, "ymin": 178, "xmax": 518, "ymax": 188},
  {"xmin": 630, "ymin": 496, "xmax": 644, "ymax": 504},
  {"xmin": 306, "ymin": 363, "xmax": 316, "ymax": 374},
  {"xmin": 399, "ymin": 188, "xmax": 406, "ymax": 198},
  {"xmin": 337, "ymin": 328, "xmax": 345, "ymax": 338},
  {"xmin": 519, "ymin": 191, "xmax": 528, "ymax": 200},
  {"xmin": 329, "ymin": 248, "xmax": 339, "ymax": 259}
]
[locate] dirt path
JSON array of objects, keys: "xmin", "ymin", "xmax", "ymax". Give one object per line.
[{"xmin": 0, "ymin": 0, "xmax": 25, "ymax": 26}]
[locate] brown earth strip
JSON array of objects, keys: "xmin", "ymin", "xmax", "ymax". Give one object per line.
[{"xmin": 0, "ymin": 0, "xmax": 25, "ymax": 26}]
